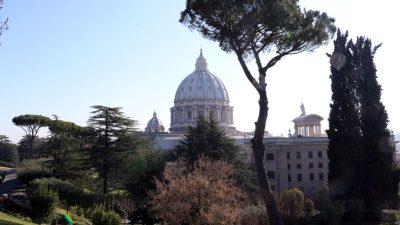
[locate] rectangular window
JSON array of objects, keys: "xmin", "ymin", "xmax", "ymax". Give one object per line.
[
  {"xmin": 297, "ymin": 163, "xmax": 301, "ymax": 169},
  {"xmin": 318, "ymin": 151, "xmax": 323, "ymax": 158},
  {"xmin": 309, "ymin": 163, "xmax": 314, "ymax": 169},
  {"xmin": 297, "ymin": 174, "xmax": 302, "ymax": 182},
  {"xmin": 296, "ymin": 152, "xmax": 301, "ymax": 159},
  {"xmin": 308, "ymin": 151, "xmax": 313, "ymax": 158},
  {"xmin": 288, "ymin": 174, "xmax": 292, "ymax": 182},
  {"xmin": 309, "ymin": 173, "xmax": 315, "ymax": 181},
  {"xmin": 319, "ymin": 173, "xmax": 324, "ymax": 181},
  {"xmin": 318, "ymin": 162, "xmax": 323, "ymax": 168},
  {"xmin": 287, "ymin": 152, "xmax": 290, "ymax": 159},
  {"xmin": 266, "ymin": 153, "xmax": 274, "ymax": 161},
  {"xmin": 267, "ymin": 171, "xmax": 275, "ymax": 179},
  {"xmin": 271, "ymin": 185, "xmax": 276, "ymax": 191},
  {"xmin": 187, "ymin": 111, "xmax": 192, "ymax": 120},
  {"xmin": 287, "ymin": 164, "xmax": 291, "ymax": 170}
]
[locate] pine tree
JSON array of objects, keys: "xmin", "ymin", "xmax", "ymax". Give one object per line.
[
  {"xmin": 172, "ymin": 116, "xmax": 240, "ymax": 166},
  {"xmin": 87, "ymin": 105, "xmax": 137, "ymax": 194},
  {"xmin": 45, "ymin": 118, "xmax": 90, "ymax": 184}
]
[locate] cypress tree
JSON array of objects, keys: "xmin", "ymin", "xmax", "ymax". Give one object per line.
[
  {"xmin": 328, "ymin": 31, "xmax": 399, "ymax": 210},
  {"xmin": 327, "ymin": 30, "xmax": 363, "ymax": 202},
  {"xmin": 352, "ymin": 38, "xmax": 399, "ymax": 209}
]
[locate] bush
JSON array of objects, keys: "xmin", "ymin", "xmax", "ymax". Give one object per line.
[
  {"xmin": 238, "ymin": 204, "xmax": 269, "ymax": 225},
  {"xmin": 16, "ymin": 159, "xmax": 51, "ymax": 184},
  {"xmin": 30, "ymin": 183, "xmax": 59, "ymax": 222},
  {"xmin": 90, "ymin": 204, "xmax": 121, "ymax": 225},
  {"xmin": 379, "ymin": 210, "xmax": 400, "ymax": 225},
  {"xmin": 324, "ymin": 201, "xmax": 345, "ymax": 225},
  {"xmin": 347, "ymin": 198, "xmax": 365, "ymax": 223},
  {"xmin": 30, "ymin": 178, "xmax": 105, "ymax": 208}
]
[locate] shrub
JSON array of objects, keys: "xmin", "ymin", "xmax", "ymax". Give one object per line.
[
  {"xmin": 238, "ymin": 204, "xmax": 269, "ymax": 225},
  {"xmin": 90, "ymin": 204, "xmax": 121, "ymax": 225},
  {"xmin": 30, "ymin": 178, "xmax": 105, "ymax": 208},
  {"xmin": 324, "ymin": 201, "xmax": 345, "ymax": 225},
  {"xmin": 30, "ymin": 183, "xmax": 59, "ymax": 222},
  {"xmin": 16, "ymin": 159, "xmax": 51, "ymax": 184},
  {"xmin": 347, "ymin": 198, "xmax": 365, "ymax": 223}
]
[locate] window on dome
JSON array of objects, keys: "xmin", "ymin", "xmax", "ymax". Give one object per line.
[
  {"xmin": 189, "ymin": 87, "xmax": 192, "ymax": 91},
  {"xmin": 187, "ymin": 111, "xmax": 192, "ymax": 120}
]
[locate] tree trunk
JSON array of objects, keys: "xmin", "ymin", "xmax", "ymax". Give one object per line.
[{"xmin": 252, "ymin": 90, "xmax": 284, "ymax": 225}]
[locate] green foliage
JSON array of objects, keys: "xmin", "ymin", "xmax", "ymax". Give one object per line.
[
  {"xmin": 45, "ymin": 119, "xmax": 91, "ymax": 183},
  {"xmin": 90, "ymin": 204, "xmax": 121, "ymax": 225},
  {"xmin": 121, "ymin": 147, "xmax": 165, "ymax": 224},
  {"xmin": 16, "ymin": 159, "xmax": 51, "ymax": 184},
  {"xmin": 87, "ymin": 105, "xmax": 138, "ymax": 194},
  {"xmin": 172, "ymin": 116, "xmax": 240, "ymax": 165},
  {"xmin": 12, "ymin": 115, "xmax": 51, "ymax": 159},
  {"xmin": 30, "ymin": 183, "xmax": 59, "ymax": 223},
  {"xmin": 327, "ymin": 30, "xmax": 398, "ymax": 210},
  {"xmin": 279, "ymin": 188, "xmax": 313, "ymax": 225},
  {"xmin": 323, "ymin": 201, "xmax": 345, "ymax": 225},
  {"xmin": 238, "ymin": 204, "xmax": 269, "ymax": 225},
  {"xmin": 180, "ymin": 0, "xmax": 335, "ymax": 60},
  {"xmin": 0, "ymin": 135, "xmax": 17, "ymax": 164},
  {"xmin": 347, "ymin": 198, "xmax": 365, "ymax": 223},
  {"xmin": 29, "ymin": 178, "xmax": 105, "ymax": 209}
]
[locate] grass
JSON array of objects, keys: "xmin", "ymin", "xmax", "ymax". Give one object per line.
[{"xmin": 0, "ymin": 211, "xmax": 38, "ymax": 225}]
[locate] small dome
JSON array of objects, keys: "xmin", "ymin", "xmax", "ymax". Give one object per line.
[
  {"xmin": 174, "ymin": 50, "xmax": 230, "ymax": 104},
  {"xmin": 145, "ymin": 112, "xmax": 165, "ymax": 133}
]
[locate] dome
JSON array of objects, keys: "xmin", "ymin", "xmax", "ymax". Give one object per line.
[
  {"xmin": 170, "ymin": 50, "xmax": 235, "ymax": 133},
  {"xmin": 145, "ymin": 112, "xmax": 165, "ymax": 133},
  {"xmin": 174, "ymin": 50, "xmax": 230, "ymax": 104},
  {"xmin": 291, "ymin": 103, "xmax": 323, "ymax": 137}
]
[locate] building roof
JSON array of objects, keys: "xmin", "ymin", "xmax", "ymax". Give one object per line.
[
  {"xmin": 174, "ymin": 50, "xmax": 230, "ymax": 104},
  {"xmin": 146, "ymin": 112, "xmax": 164, "ymax": 129}
]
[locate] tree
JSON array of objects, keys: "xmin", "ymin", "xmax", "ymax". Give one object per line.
[
  {"xmin": 12, "ymin": 114, "xmax": 51, "ymax": 159},
  {"xmin": 0, "ymin": 0, "xmax": 8, "ymax": 42},
  {"xmin": 150, "ymin": 157, "xmax": 245, "ymax": 225},
  {"xmin": 327, "ymin": 31, "xmax": 363, "ymax": 202},
  {"xmin": 172, "ymin": 116, "xmax": 239, "ymax": 165},
  {"xmin": 45, "ymin": 118, "xmax": 91, "ymax": 183},
  {"xmin": 122, "ymin": 147, "xmax": 166, "ymax": 225},
  {"xmin": 87, "ymin": 105, "xmax": 137, "ymax": 194},
  {"xmin": 351, "ymin": 37, "xmax": 399, "ymax": 209},
  {"xmin": 279, "ymin": 188, "xmax": 315, "ymax": 225},
  {"xmin": 327, "ymin": 31, "xmax": 399, "ymax": 210},
  {"xmin": 0, "ymin": 134, "xmax": 17, "ymax": 164},
  {"xmin": 180, "ymin": 1, "xmax": 335, "ymax": 224}
]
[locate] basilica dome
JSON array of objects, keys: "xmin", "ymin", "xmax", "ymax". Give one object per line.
[
  {"xmin": 145, "ymin": 112, "xmax": 165, "ymax": 133},
  {"xmin": 170, "ymin": 50, "xmax": 235, "ymax": 133},
  {"xmin": 174, "ymin": 51, "xmax": 230, "ymax": 104}
]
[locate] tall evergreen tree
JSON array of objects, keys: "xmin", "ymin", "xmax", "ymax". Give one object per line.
[
  {"xmin": 328, "ymin": 31, "xmax": 399, "ymax": 210},
  {"xmin": 0, "ymin": 135, "xmax": 17, "ymax": 164},
  {"xmin": 327, "ymin": 30, "xmax": 363, "ymax": 202},
  {"xmin": 45, "ymin": 118, "xmax": 90, "ymax": 183},
  {"xmin": 87, "ymin": 105, "xmax": 137, "ymax": 194},
  {"xmin": 172, "ymin": 116, "xmax": 239, "ymax": 166},
  {"xmin": 351, "ymin": 38, "xmax": 399, "ymax": 209}
]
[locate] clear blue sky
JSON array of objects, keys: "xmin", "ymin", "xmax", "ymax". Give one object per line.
[{"xmin": 1, "ymin": 1, "xmax": 399, "ymax": 143}]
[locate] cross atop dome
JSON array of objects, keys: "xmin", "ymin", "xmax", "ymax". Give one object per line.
[{"xmin": 195, "ymin": 49, "xmax": 208, "ymax": 71}]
